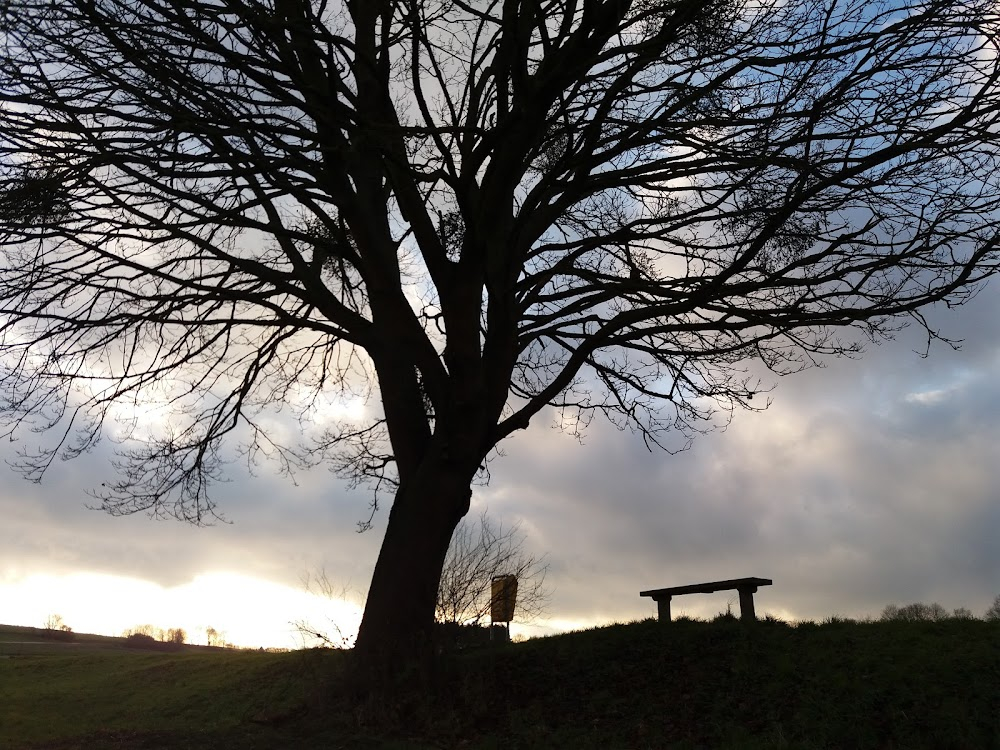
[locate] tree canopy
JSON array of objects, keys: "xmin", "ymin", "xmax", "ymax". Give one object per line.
[{"xmin": 2, "ymin": 0, "xmax": 1000, "ymax": 658}]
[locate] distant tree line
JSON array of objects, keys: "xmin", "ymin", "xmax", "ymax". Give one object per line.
[
  {"xmin": 43, "ymin": 613, "xmax": 72, "ymax": 633},
  {"xmin": 880, "ymin": 596, "xmax": 1000, "ymax": 623},
  {"xmin": 122, "ymin": 624, "xmax": 187, "ymax": 649},
  {"xmin": 119, "ymin": 624, "xmax": 234, "ymax": 647},
  {"xmin": 40, "ymin": 614, "xmax": 75, "ymax": 642}
]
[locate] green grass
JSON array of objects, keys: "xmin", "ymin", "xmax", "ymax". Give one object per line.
[
  {"xmin": 443, "ymin": 617, "xmax": 1000, "ymax": 749},
  {"xmin": 2, "ymin": 617, "xmax": 998, "ymax": 749},
  {"xmin": 0, "ymin": 625, "xmax": 221, "ymax": 656},
  {"xmin": 0, "ymin": 651, "xmax": 308, "ymax": 745}
]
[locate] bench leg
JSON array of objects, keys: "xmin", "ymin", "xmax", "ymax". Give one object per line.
[
  {"xmin": 656, "ymin": 596, "xmax": 672, "ymax": 622},
  {"xmin": 737, "ymin": 586, "xmax": 758, "ymax": 621}
]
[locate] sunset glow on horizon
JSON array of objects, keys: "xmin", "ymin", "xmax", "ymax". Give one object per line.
[{"xmin": 0, "ymin": 571, "xmax": 365, "ymax": 650}]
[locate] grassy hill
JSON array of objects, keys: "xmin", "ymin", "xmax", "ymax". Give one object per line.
[
  {"xmin": 0, "ymin": 624, "xmax": 223, "ymax": 657},
  {"xmin": 1, "ymin": 616, "xmax": 998, "ymax": 749}
]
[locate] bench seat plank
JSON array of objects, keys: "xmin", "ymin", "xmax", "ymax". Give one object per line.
[
  {"xmin": 639, "ymin": 577, "xmax": 772, "ymax": 622},
  {"xmin": 640, "ymin": 576, "xmax": 772, "ymax": 598}
]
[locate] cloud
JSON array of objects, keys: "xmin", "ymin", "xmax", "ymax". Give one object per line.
[
  {"xmin": 0, "ymin": 433, "xmax": 382, "ymax": 592},
  {"xmin": 2, "ymin": 289, "xmax": 1000, "ymax": 639},
  {"xmin": 474, "ymin": 291, "xmax": 1000, "ymax": 624}
]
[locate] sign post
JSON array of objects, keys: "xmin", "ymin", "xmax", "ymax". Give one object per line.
[{"xmin": 490, "ymin": 574, "xmax": 518, "ymax": 643}]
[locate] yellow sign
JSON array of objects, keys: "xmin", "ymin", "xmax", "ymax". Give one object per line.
[{"xmin": 490, "ymin": 574, "xmax": 518, "ymax": 623}]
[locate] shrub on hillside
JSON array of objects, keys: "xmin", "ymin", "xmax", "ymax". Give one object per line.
[
  {"xmin": 40, "ymin": 627, "xmax": 75, "ymax": 642},
  {"xmin": 880, "ymin": 602, "xmax": 949, "ymax": 622},
  {"xmin": 166, "ymin": 627, "xmax": 186, "ymax": 644},
  {"xmin": 822, "ymin": 615, "xmax": 858, "ymax": 625},
  {"xmin": 711, "ymin": 609, "xmax": 738, "ymax": 623},
  {"xmin": 985, "ymin": 595, "xmax": 1000, "ymax": 622},
  {"xmin": 124, "ymin": 632, "xmax": 157, "ymax": 646},
  {"xmin": 761, "ymin": 613, "xmax": 790, "ymax": 626},
  {"xmin": 123, "ymin": 632, "xmax": 181, "ymax": 651},
  {"xmin": 41, "ymin": 614, "xmax": 75, "ymax": 640},
  {"xmin": 435, "ymin": 621, "xmax": 511, "ymax": 652}
]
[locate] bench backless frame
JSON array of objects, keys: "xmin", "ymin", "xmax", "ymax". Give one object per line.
[{"xmin": 640, "ymin": 577, "xmax": 773, "ymax": 622}]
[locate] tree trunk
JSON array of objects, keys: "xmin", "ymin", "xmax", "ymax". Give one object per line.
[{"xmin": 353, "ymin": 455, "xmax": 473, "ymax": 677}]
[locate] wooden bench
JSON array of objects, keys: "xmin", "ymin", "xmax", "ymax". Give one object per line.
[{"xmin": 640, "ymin": 577, "xmax": 772, "ymax": 622}]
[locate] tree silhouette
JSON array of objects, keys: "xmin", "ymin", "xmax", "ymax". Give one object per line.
[
  {"xmin": 880, "ymin": 602, "xmax": 949, "ymax": 622},
  {"xmin": 44, "ymin": 614, "xmax": 71, "ymax": 632},
  {"xmin": 436, "ymin": 510, "xmax": 549, "ymax": 627},
  {"xmin": 3, "ymin": 1, "xmax": 1000, "ymax": 663},
  {"xmin": 985, "ymin": 595, "xmax": 1000, "ymax": 622},
  {"xmin": 166, "ymin": 627, "xmax": 187, "ymax": 645}
]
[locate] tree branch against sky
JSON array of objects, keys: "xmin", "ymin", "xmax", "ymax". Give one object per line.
[
  {"xmin": 436, "ymin": 510, "xmax": 549, "ymax": 627},
  {"xmin": 1, "ymin": 0, "xmax": 999, "ymax": 663}
]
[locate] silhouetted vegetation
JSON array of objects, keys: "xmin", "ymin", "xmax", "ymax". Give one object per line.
[
  {"xmin": 43, "ymin": 615, "xmax": 71, "ymax": 633},
  {"xmin": 986, "ymin": 594, "xmax": 1000, "ymax": 621},
  {"xmin": 121, "ymin": 624, "xmax": 188, "ymax": 647},
  {"xmin": 434, "ymin": 621, "xmax": 513, "ymax": 653},
  {"xmin": 879, "ymin": 601, "xmax": 994, "ymax": 622},
  {"xmin": 39, "ymin": 615, "xmax": 75, "ymax": 643},
  {"xmin": 204, "ymin": 627, "xmax": 223, "ymax": 647},
  {"xmin": 292, "ymin": 570, "xmax": 359, "ymax": 650},
  {"xmin": 122, "ymin": 633, "xmax": 182, "ymax": 652},
  {"xmin": 165, "ymin": 628, "xmax": 186, "ymax": 645},
  {"xmin": 436, "ymin": 510, "xmax": 550, "ymax": 627},
  {"xmin": 880, "ymin": 601, "xmax": 949, "ymax": 622}
]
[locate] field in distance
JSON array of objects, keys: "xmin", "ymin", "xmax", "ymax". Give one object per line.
[{"xmin": 0, "ymin": 623, "xmax": 229, "ymax": 657}]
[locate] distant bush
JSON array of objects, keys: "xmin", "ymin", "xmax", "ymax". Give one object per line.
[
  {"xmin": 123, "ymin": 632, "xmax": 181, "ymax": 651},
  {"xmin": 985, "ymin": 595, "xmax": 1000, "ymax": 622},
  {"xmin": 711, "ymin": 608, "xmax": 738, "ymax": 623},
  {"xmin": 822, "ymin": 615, "xmax": 857, "ymax": 625},
  {"xmin": 435, "ymin": 621, "xmax": 512, "ymax": 652},
  {"xmin": 204, "ymin": 626, "xmax": 223, "ymax": 647},
  {"xmin": 880, "ymin": 602, "xmax": 949, "ymax": 622},
  {"xmin": 41, "ymin": 614, "xmax": 75, "ymax": 640},
  {"xmin": 166, "ymin": 627, "xmax": 186, "ymax": 644},
  {"xmin": 951, "ymin": 607, "xmax": 976, "ymax": 620},
  {"xmin": 40, "ymin": 627, "xmax": 75, "ymax": 642},
  {"xmin": 124, "ymin": 624, "xmax": 162, "ymax": 640}
]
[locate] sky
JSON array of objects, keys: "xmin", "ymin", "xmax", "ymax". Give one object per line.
[{"xmin": 2, "ymin": 281, "xmax": 999, "ymax": 648}]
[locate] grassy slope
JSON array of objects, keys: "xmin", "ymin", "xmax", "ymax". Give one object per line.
[
  {"xmin": 0, "ymin": 625, "xmax": 224, "ymax": 656},
  {"xmin": 1, "ymin": 618, "xmax": 998, "ymax": 749},
  {"xmin": 3, "ymin": 652, "xmax": 278, "ymax": 740},
  {"xmin": 445, "ymin": 617, "xmax": 1000, "ymax": 749}
]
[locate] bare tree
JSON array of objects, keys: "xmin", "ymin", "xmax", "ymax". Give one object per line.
[
  {"xmin": 44, "ymin": 614, "xmax": 71, "ymax": 632},
  {"xmin": 437, "ymin": 511, "xmax": 549, "ymax": 626},
  {"xmin": 204, "ymin": 626, "xmax": 226, "ymax": 647},
  {"xmin": 985, "ymin": 596, "xmax": 1000, "ymax": 622},
  {"xmin": 880, "ymin": 602, "xmax": 949, "ymax": 622},
  {"xmin": 124, "ymin": 624, "xmax": 163, "ymax": 640},
  {"xmin": 166, "ymin": 627, "xmax": 187, "ymax": 644},
  {"xmin": 3, "ymin": 1, "xmax": 1000, "ymax": 664},
  {"xmin": 291, "ymin": 568, "xmax": 359, "ymax": 649}
]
